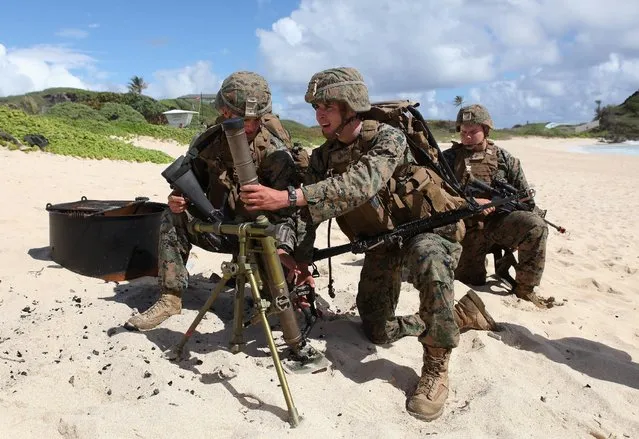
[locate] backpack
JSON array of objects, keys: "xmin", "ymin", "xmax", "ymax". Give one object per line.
[{"xmin": 358, "ymin": 101, "xmax": 467, "ymax": 241}]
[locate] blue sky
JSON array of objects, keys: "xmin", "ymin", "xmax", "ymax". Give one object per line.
[
  {"xmin": 1, "ymin": 0, "xmax": 295, "ymax": 86},
  {"xmin": 2, "ymin": 0, "xmax": 639, "ymax": 127}
]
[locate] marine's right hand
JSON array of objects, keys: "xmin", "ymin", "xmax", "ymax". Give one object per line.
[{"xmin": 168, "ymin": 193, "xmax": 188, "ymax": 214}]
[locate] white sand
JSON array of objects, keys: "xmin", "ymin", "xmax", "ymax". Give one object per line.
[{"xmin": 1, "ymin": 136, "xmax": 638, "ymax": 439}]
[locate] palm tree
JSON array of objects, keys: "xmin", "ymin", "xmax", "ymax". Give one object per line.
[
  {"xmin": 594, "ymin": 99, "xmax": 603, "ymax": 120},
  {"xmin": 453, "ymin": 95, "xmax": 464, "ymax": 107},
  {"xmin": 128, "ymin": 76, "xmax": 148, "ymax": 95}
]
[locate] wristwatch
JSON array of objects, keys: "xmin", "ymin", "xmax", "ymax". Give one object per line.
[{"xmin": 287, "ymin": 186, "xmax": 297, "ymax": 207}]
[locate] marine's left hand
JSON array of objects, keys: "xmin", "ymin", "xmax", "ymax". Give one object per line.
[
  {"xmin": 277, "ymin": 249, "xmax": 300, "ymax": 283},
  {"xmin": 240, "ymin": 184, "xmax": 288, "ymax": 211}
]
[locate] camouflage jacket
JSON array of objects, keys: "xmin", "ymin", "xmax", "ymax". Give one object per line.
[
  {"xmin": 296, "ymin": 123, "xmax": 411, "ymax": 260},
  {"xmin": 442, "ymin": 140, "xmax": 535, "ymax": 207},
  {"xmin": 189, "ymin": 116, "xmax": 299, "ymax": 252}
]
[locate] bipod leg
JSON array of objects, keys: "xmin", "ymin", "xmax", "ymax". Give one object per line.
[
  {"xmin": 166, "ymin": 269, "xmax": 234, "ymax": 361},
  {"xmin": 245, "ymin": 264, "xmax": 300, "ymax": 428},
  {"xmin": 229, "ymin": 273, "xmax": 246, "ymax": 354}
]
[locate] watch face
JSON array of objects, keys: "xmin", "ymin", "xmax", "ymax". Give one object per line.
[{"xmin": 288, "ymin": 186, "xmax": 297, "ymax": 206}]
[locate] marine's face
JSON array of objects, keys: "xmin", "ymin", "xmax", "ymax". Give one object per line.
[
  {"xmin": 241, "ymin": 117, "xmax": 261, "ymax": 141},
  {"xmin": 222, "ymin": 108, "xmax": 261, "ymax": 142},
  {"xmin": 460, "ymin": 123, "xmax": 485, "ymax": 147},
  {"xmin": 313, "ymin": 101, "xmax": 344, "ymax": 138}
]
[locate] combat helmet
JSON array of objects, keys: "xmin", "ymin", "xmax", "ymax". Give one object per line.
[
  {"xmin": 456, "ymin": 104, "xmax": 494, "ymax": 131},
  {"xmin": 215, "ymin": 71, "xmax": 272, "ymax": 118},
  {"xmin": 304, "ymin": 67, "xmax": 371, "ymax": 112}
]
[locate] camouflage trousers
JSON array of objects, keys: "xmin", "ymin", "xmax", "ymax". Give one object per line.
[
  {"xmin": 357, "ymin": 232, "xmax": 462, "ymax": 349},
  {"xmin": 158, "ymin": 209, "xmax": 235, "ymax": 293},
  {"xmin": 455, "ymin": 210, "xmax": 548, "ymax": 287}
]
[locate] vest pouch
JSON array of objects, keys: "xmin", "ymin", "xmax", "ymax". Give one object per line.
[
  {"xmin": 394, "ymin": 166, "xmax": 467, "ymax": 242},
  {"xmin": 391, "ymin": 167, "xmax": 433, "ymax": 223},
  {"xmin": 336, "ymin": 194, "xmax": 395, "ymax": 241}
]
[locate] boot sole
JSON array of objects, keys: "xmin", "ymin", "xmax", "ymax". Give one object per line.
[
  {"xmin": 465, "ymin": 290, "xmax": 497, "ymax": 330},
  {"xmin": 406, "ymin": 404, "xmax": 444, "ymax": 422}
]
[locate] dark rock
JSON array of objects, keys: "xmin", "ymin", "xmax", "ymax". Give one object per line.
[
  {"xmin": 0, "ymin": 130, "xmax": 23, "ymax": 147},
  {"xmin": 43, "ymin": 92, "xmax": 78, "ymax": 106},
  {"xmin": 22, "ymin": 134, "xmax": 49, "ymax": 150}
]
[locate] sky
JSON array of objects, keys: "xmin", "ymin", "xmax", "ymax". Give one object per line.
[{"xmin": 1, "ymin": 0, "xmax": 638, "ymax": 128}]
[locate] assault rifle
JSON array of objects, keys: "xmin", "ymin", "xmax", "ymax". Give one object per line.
[
  {"xmin": 464, "ymin": 176, "xmax": 567, "ymax": 288},
  {"xmin": 311, "ymin": 187, "xmax": 534, "ymax": 262}
]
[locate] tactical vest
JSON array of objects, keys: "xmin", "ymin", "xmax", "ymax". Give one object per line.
[
  {"xmin": 322, "ymin": 120, "xmax": 465, "ymax": 242},
  {"xmin": 451, "ymin": 140, "xmax": 499, "ymax": 199},
  {"xmin": 197, "ymin": 114, "xmax": 292, "ymax": 218}
]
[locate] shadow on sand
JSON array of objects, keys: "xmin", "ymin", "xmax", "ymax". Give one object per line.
[{"xmin": 499, "ymin": 322, "xmax": 639, "ymax": 389}]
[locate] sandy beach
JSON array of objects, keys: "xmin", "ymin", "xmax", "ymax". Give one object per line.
[{"xmin": 1, "ymin": 136, "xmax": 638, "ymax": 439}]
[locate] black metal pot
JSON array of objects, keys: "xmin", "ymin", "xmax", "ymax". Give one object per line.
[{"xmin": 46, "ymin": 196, "xmax": 167, "ymax": 281}]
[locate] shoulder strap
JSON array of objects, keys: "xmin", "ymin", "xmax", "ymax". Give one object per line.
[
  {"xmin": 260, "ymin": 114, "xmax": 293, "ymax": 148},
  {"xmin": 359, "ymin": 119, "xmax": 380, "ymax": 153}
]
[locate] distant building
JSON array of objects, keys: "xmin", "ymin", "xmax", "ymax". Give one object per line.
[
  {"xmin": 162, "ymin": 109, "xmax": 199, "ymax": 128},
  {"xmin": 544, "ymin": 122, "xmax": 573, "ymax": 129}
]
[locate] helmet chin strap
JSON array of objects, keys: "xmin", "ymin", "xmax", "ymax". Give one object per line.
[
  {"xmin": 463, "ymin": 138, "xmax": 487, "ymax": 151},
  {"xmin": 326, "ymin": 110, "xmax": 362, "ymax": 142}
]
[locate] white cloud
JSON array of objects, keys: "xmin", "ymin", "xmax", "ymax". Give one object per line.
[
  {"xmin": 257, "ymin": 0, "xmax": 639, "ymax": 127},
  {"xmin": 55, "ymin": 28, "xmax": 89, "ymax": 39},
  {"xmin": 88, "ymin": 23, "xmax": 100, "ymax": 29},
  {"xmin": 145, "ymin": 61, "xmax": 221, "ymax": 98},
  {"xmin": 0, "ymin": 44, "xmax": 94, "ymax": 96},
  {"xmin": 0, "ymin": 43, "xmax": 222, "ymax": 102}
]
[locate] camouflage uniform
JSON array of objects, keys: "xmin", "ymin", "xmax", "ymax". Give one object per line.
[
  {"xmin": 442, "ymin": 104, "xmax": 548, "ymax": 290},
  {"xmin": 300, "ymin": 122, "xmax": 462, "ymax": 348},
  {"xmin": 298, "ymin": 68, "xmax": 496, "ymax": 421},
  {"xmin": 126, "ymin": 72, "xmax": 299, "ymax": 331},
  {"xmin": 159, "ymin": 124, "xmax": 298, "ymax": 294}
]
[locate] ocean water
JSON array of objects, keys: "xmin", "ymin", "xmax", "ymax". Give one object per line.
[{"xmin": 571, "ymin": 141, "xmax": 639, "ymax": 156}]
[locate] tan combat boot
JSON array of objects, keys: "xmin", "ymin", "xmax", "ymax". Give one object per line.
[
  {"xmin": 407, "ymin": 346, "xmax": 451, "ymax": 421},
  {"xmin": 125, "ymin": 291, "xmax": 182, "ymax": 331},
  {"xmin": 513, "ymin": 285, "xmax": 555, "ymax": 309},
  {"xmin": 454, "ymin": 290, "xmax": 497, "ymax": 331}
]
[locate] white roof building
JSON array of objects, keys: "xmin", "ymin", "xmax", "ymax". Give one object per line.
[{"xmin": 162, "ymin": 109, "xmax": 199, "ymax": 128}]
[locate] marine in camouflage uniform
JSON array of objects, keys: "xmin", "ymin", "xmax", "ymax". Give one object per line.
[
  {"xmin": 240, "ymin": 68, "xmax": 497, "ymax": 421},
  {"xmin": 442, "ymin": 104, "xmax": 550, "ymax": 308},
  {"xmin": 125, "ymin": 71, "xmax": 300, "ymax": 331}
]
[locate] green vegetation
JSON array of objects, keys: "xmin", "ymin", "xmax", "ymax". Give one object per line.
[
  {"xmin": 0, "ymin": 106, "xmax": 174, "ymax": 163},
  {"xmin": 497, "ymin": 123, "xmax": 597, "ymax": 139},
  {"xmin": 46, "ymin": 102, "xmax": 108, "ymax": 122},
  {"xmin": 281, "ymin": 119, "xmax": 324, "ymax": 147},
  {"xmin": 127, "ymin": 76, "xmax": 148, "ymax": 95},
  {"xmin": 99, "ymin": 102, "xmax": 147, "ymax": 123},
  {"xmin": 598, "ymin": 91, "xmax": 639, "ymax": 141}
]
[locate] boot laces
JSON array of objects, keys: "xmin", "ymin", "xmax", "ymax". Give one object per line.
[
  {"xmin": 141, "ymin": 295, "xmax": 176, "ymax": 318},
  {"xmin": 418, "ymin": 354, "xmax": 448, "ymax": 398}
]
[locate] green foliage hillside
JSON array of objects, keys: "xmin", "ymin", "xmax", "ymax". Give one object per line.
[
  {"xmin": 0, "ymin": 106, "xmax": 174, "ymax": 163},
  {"xmin": 598, "ymin": 91, "xmax": 639, "ymax": 141},
  {"xmin": 281, "ymin": 119, "xmax": 324, "ymax": 146}
]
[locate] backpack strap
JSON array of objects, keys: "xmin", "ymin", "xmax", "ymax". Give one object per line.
[{"xmin": 359, "ymin": 119, "xmax": 380, "ymax": 151}]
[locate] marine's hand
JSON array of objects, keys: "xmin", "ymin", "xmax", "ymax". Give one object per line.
[
  {"xmin": 240, "ymin": 184, "xmax": 288, "ymax": 211},
  {"xmin": 277, "ymin": 249, "xmax": 300, "ymax": 284},
  {"xmin": 168, "ymin": 193, "xmax": 188, "ymax": 214},
  {"xmin": 476, "ymin": 198, "xmax": 495, "ymax": 216},
  {"xmin": 295, "ymin": 262, "xmax": 315, "ymax": 288}
]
